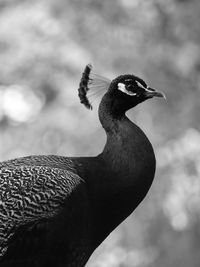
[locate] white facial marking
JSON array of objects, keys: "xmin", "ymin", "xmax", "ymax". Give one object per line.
[
  {"xmin": 118, "ymin": 83, "xmax": 137, "ymax": 96},
  {"xmin": 145, "ymin": 86, "xmax": 154, "ymax": 92},
  {"xmin": 135, "ymin": 81, "xmax": 146, "ymax": 90}
]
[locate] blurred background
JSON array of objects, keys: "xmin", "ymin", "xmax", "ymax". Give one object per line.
[{"xmin": 0, "ymin": 0, "xmax": 200, "ymax": 266}]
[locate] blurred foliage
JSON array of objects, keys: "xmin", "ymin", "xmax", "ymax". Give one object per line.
[{"xmin": 0, "ymin": 0, "xmax": 200, "ymax": 266}]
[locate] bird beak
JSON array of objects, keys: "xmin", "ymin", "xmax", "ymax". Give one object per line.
[{"xmin": 144, "ymin": 87, "xmax": 166, "ymax": 99}]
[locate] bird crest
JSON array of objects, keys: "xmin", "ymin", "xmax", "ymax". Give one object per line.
[{"xmin": 78, "ymin": 64, "xmax": 111, "ymax": 109}]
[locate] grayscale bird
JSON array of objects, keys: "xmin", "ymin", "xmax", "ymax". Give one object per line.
[{"xmin": 0, "ymin": 64, "xmax": 165, "ymax": 267}]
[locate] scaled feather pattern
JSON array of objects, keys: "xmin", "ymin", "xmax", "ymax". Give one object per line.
[{"xmin": 0, "ymin": 155, "xmax": 82, "ymax": 257}]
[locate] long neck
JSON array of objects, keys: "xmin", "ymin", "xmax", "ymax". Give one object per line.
[
  {"xmin": 85, "ymin": 95, "xmax": 156, "ymax": 247},
  {"xmin": 99, "ymin": 97, "xmax": 155, "ymax": 189}
]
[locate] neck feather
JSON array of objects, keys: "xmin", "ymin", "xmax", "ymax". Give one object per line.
[
  {"xmin": 79, "ymin": 94, "xmax": 156, "ymax": 248},
  {"xmin": 92, "ymin": 110, "xmax": 156, "ymax": 247},
  {"xmin": 98, "ymin": 93, "xmax": 125, "ymax": 133}
]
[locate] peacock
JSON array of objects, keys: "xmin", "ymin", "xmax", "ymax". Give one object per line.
[{"xmin": 0, "ymin": 64, "xmax": 165, "ymax": 267}]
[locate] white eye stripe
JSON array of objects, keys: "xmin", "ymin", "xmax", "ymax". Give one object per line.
[
  {"xmin": 118, "ymin": 83, "xmax": 137, "ymax": 96},
  {"xmin": 135, "ymin": 81, "xmax": 146, "ymax": 89},
  {"xmin": 145, "ymin": 87, "xmax": 154, "ymax": 92}
]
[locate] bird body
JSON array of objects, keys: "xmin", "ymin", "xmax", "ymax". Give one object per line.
[
  {"xmin": 0, "ymin": 155, "xmax": 91, "ymax": 266},
  {"xmin": 0, "ymin": 65, "xmax": 164, "ymax": 266}
]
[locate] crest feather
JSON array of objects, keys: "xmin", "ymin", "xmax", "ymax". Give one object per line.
[{"xmin": 78, "ymin": 64, "xmax": 111, "ymax": 109}]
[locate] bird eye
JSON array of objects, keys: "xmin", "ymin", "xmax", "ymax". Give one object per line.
[
  {"xmin": 118, "ymin": 83, "xmax": 136, "ymax": 96},
  {"xmin": 127, "ymin": 84, "xmax": 133, "ymax": 90}
]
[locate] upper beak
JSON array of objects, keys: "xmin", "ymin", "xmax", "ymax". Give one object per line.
[{"xmin": 144, "ymin": 87, "xmax": 166, "ymax": 99}]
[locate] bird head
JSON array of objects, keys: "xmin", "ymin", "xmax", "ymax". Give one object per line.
[
  {"xmin": 78, "ymin": 64, "xmax": 165, "ymax": 114},
  {"xmin": 106, "ymin": 74, "xmax": 165, "ymax": 113}
]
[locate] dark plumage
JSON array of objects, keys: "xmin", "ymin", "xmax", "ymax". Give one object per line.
[
  {"xmin": 78, "ymin": 64, "xmax": 93, "ymax": 109},
  {"xmin": 0, "ymin": 65, "xmax": 165, "ymax": 267}
]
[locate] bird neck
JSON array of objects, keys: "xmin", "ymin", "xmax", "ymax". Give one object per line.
[
  {"xmin": 85, "ymin": 98, "xmax": 156, "ymax": 247},
  {"xmin": 98, "ymin": 93, "xmax": 129, "ymax": 132},
  {"xmin": 100, "ymin": 114, "xmax": 154, "ymax": 186}
]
